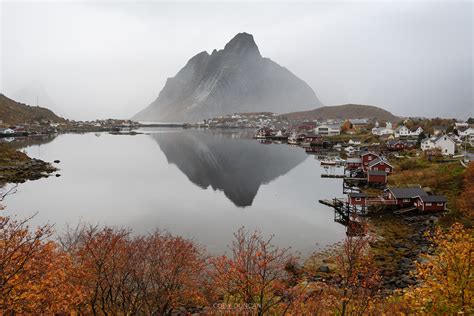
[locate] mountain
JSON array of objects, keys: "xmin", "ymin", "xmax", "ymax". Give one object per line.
[
  {"xmin": 282, "ymin": 104, "xmax": 400, "ymax": 122},
  {"xmin": 134, "ymin": 32, "xmax": 322, "ymax": 122},
  {"xmin": 151, "ymin": 130, "xmax": 307, "ymax": 207},
  {"xmin": 0, "ymin": 94, "xmax": 65, "ymax": 125}
]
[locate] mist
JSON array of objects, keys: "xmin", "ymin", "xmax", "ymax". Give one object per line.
[{"xmin": 1, "ymin": 1, "xmax": 472, "ymax": 120}]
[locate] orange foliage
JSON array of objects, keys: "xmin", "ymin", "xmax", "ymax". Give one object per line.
[
  {"xmin": 399, "ymin": 223, "xmax": 473, "ymax": 314},
  {"xmin": 0, "ymin": 216, "xmax": 85, "ymax": 313},
  {"xmin": 458, "ymin": 162, "xmax": 474, "ymax": 221},
  {"xmin": 60, "ymin": 225, "xmax": 209, "ymax": 314},
  {"xmin": 211, "ymin": 227, "xmax": 299, "ymax": 315}
]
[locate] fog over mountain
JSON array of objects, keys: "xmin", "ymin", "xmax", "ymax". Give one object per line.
[
  {"xmin": 134, "ymin": 33, "xmax": 321, "ymax": 122},
  {"xmin": 1, "ymin": 1, "xmax": 472, "ymax": 120}
]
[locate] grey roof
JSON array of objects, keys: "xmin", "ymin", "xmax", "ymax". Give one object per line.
[
  {"xmin": 360, "ymin": 151, "xmax": 379, "ymax": 157},
  {"xmin": 347, "ymin": 157, "xmax": 362, "ymax": 163},
  {"xmin": 367, "ymin": 157, "xmax": 393, "ymax": 168},
  {"xmin": 348, "ymin": 192, "xmax": 367, "ymax": 198},
  {"xmin": 368, "ymin": 170, "xmax": 387, "ymax": 176},
  {"xmin": 388, "ymin": 187, "xmax": 427, "ymax": 199},
  {"xmin": 350, "ymin": 119, "xmax": 368, "ymax": 124},
  {"xmin": 417, "ymin": 195, "xmax": 447, "ymax": 203}
]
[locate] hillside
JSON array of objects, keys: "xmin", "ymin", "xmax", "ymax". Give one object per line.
[
  {"xmin": 0, "ymin": 94, "xmax": 65, "ymax": 125},
  {"xmin": 282, "ymin": 104, "xmax": 400, "ymax": 122},
  {"xmin": 134, "ymin": 32, "xmax": 321, "ymax": 122}
]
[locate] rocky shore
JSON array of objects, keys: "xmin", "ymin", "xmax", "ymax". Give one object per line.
[
  {"xmin": 0, "ymin": 144, "xmax": 57, "ymax": 184},
  {"xmin": 303, "ymin": 212, "xmax": 439, "ymax": 293},
  {"xmin": 371, "ymin": 214, "xmax": 438, "ymax": 290}
]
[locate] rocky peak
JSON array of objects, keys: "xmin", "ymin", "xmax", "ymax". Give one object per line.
[{"xmin": 223, "ymin": 32, "xmax": 261, "ymax": 57}]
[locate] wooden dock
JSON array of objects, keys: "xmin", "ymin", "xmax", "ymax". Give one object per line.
[{"xmin": 321, "ymin": 174, "xmax": 366, "ymax": 181}]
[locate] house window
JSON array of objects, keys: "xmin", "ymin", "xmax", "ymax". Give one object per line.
[
  {"xmin": 368, "ymin": 156, "xmax": 373, "ymax": 160},
  {"xmin": 437, "ymin": 202, "xmax": 444, "ymax": 206},
  {"xmin": 403, "ymin": 199, "xmax": 410, "ymax": 202},
  {"xmin": 355, "ymin": 198, "xmax": 361, "ymax": 201},
  {"xmin": 426, "ymin": 202, "xmax": 432, "ymax": 206},
  {"xmin": 385, "ymin": 168, "xmax": 390, "ymax": 172}
]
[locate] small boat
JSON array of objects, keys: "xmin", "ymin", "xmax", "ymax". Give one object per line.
[{"xmin": 320, "ymin": 159, "xmax": 336, "ymax": 166}]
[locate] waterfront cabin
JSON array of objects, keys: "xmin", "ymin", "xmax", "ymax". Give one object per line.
[
  {"xmin": 386, "ymin": 139, "xmax": 416, "ymax": 151},
  {"xmin": 367, "ymin": 157, "xmax": 394, "ymax": 174},
  {"xmin": 346, "ymin": 157, "xmax": 362, "ymax": 170},
  {"xmin": 304, "ymin": 134, "xmax": 323, "ymax": 146},
  {"xmin": 384, "ymin": 187, "xmax": 427, "ymax": 207},
  {"xmin": 360, "ymin": 152, "xmax": 380, "ymax": 171},
  {"xmin": 367, "ymin": 170, "xmax": 387, "ymax": 184},
  {"xmin": 256, "ymin": 127, "xmax": 273, "ymax": 139},
  {"xmin": 348, "ymin": 192, "xmax": 367, "ymax": 206},
  {"xmin": 413, "ymin": 195, "xmax": 447, "ymax": 212}
]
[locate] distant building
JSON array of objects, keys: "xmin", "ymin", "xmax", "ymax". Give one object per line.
[
  {"xmin": 349, "ymin": 118, "xmax": 369, "ymax": 130},
  {"xmin": 386, "ymin": 139, "xmax": 416, "ymax": 151},
  {"xmin": 421, "ymin": 135, "xmax": 456, "ymax": 155},
  {"xmin": 314, "ymin": 123, "xmax": 341, "ymax": 136},
  {"xmin": 432, "ymin": 126, "xmax": 446, "ymax": 136},
  {"xmin": 394, "ymin": 125, "xmax": 423, "ymax": 138},
  {"xmin": 372, "ymin": 122, "xmax": 394, "ymax": 136},
  {"xmin": 0, "ymin": 128, "xmax": 15, "ymax": 135}
]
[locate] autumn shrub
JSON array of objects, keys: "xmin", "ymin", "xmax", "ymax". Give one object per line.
[
  {"xmin": 60, "ymin": 225, "xmax": 209, "ymax": 315},
  {"xmin": 399, "ymin": 223, "xmax": 473, "ymax": 314},
  {"xmin": 211, "ymin": 227, "xmax": 299, "ymax": 315},
  {"xmin": 0, "ymin": 215, "xmax": 86, "ymax": 313}
]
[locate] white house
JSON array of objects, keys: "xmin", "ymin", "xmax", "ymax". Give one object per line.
[
  {"xmin": 372, "ymin": 122, "xmax": 394, "ymax": 136},
  {"xmin": 455, "ymin": 122, "xmax": 469, "ymax": 129},
  {"xmin": 395, "ymin": 125, "xmax": 423, "ymax": 138},
  {"xmin": 314, "ymin": 123, "xmax": 341, "ymax": 136},
  {"xmin": 0, "ymin": 128, "xmax": 15, "ymax": 135},
  {"xmin": 458, "ymin": 127, "xmax": 474, "ymax": 138},
  {"xmin": 348, "ymin": 139, "xmax": 361, "ymax": 145},
  {"xmin": 421, "ymin": 135, "xmax": 456, "ymax": 155}
]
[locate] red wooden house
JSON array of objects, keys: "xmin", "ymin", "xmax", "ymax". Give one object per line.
[
  {"xmin": 384, "ymin": 187, "xmax": 427, "ymax": 207},
  {"xmin": 346, "ymin": 157, "xmax": 362, "ymax": 170},
  {"xmin": 367, "ymin": 170, "xmax": 387, "ymax": 184},
  {"xmin": 348, "ymin": 192, "xmax": 367, "ymax": 206},
  {"xmin": 386, "ymin": 140, "xmax": 416, "ymax": 151},
  {"xmin": 367, "ymin": 157, "xmax": 394, "ymax": 174},
  {"xmin": 361, "ymin": 152, "xmax": 380, "ymax": 171},
  {"xmin": 413, "ymin": 195, "xmax": 447, "ymax": 212}
]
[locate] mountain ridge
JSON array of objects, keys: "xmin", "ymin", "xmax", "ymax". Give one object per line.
[
  {"xmin": 281, "ymin": 104, "xmax": 400, "ymax": 122},
  {"xmin": 133, "ymin": 32, "xmax": 322, "ymax": 122},
  {"xmin": 0, "ymin": 94, "xmax": 65, "ymax": 125}
]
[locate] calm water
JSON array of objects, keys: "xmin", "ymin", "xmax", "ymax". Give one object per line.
[{"xmin": 3, "ymin": 129, "xmax": 346, "ymax": 255}]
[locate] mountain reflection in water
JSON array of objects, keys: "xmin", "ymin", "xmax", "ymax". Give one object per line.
[{"xmin": 151, "ymin": 130, "xmax": 307, "ymax": 207}]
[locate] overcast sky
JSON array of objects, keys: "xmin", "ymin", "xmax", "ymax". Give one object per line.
[{"xmin": 1, "ymin": 0, "xmax": 472, "ymax": 120}]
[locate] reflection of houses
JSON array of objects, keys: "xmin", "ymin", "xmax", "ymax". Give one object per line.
[{"xmin": 421, "ymin": 135, "xmax": 455, "ymax": 155}]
